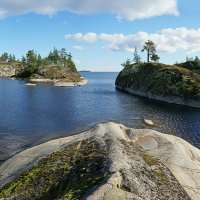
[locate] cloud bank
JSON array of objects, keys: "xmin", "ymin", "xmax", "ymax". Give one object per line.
[
  {"xmin": 0, "ymin": 0, "xmax": 178, "ymax": 20},
  {"xmin": 65, "ymin": 28, "xmax": 200, "ymax": 53}
]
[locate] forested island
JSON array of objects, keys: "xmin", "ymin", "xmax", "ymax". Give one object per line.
[
  {"xmin": 116, "ymin": 40, "xmax": 200, "ymax": 108},
  {"xmin": 0, "ymin": 48, "xmax": 86, "ymax": 86}
]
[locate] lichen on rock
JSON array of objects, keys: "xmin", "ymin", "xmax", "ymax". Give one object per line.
[
  {"xmin": 0, "ymin": 122, "xmax": 194, "ymax": 200},
  {"xmin": 0, "ymin": 138, "xmax": 109, "ymax": 200}
]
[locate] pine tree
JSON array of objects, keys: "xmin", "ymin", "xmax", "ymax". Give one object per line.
[
  {"xmin": 60, "ymin": 48, "xmax": 68, "ymax": 66},
  {"xmin": 121, "ymin": 59, "xmax": 131, "ymax": 68},
  {"xmin": 26, "ymin": 50, "xmax": 38, "ymax": 73},
  {"xmin": 1, "ymin": 52, "xmax": 9, "ymax": 62},
  {"xmin": 141, "ymin": 40, "xmax": 157, "ymax": 62},
  {"xmin": 37, "ymin": 54, "xmax": 43, "ymax": 66},
  {"xmin": 21, "ymin": 56, "xmax": 26, "ymax": 63},
  {"xmin": 151, "ymin": 53, "xmax": 160, "ymax": 62},
  {"xmin": 52, "ymin": 47, "xmax": 59, "ymax": 64},
  {"xmin": 133, "ymin": 47, "xmax": 141, "ymax": 64},
  {"xmin": 8, "ymin": 54, "xmax": 13, "ymax": 63}
]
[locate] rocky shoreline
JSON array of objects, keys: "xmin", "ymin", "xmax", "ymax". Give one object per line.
[
  {"xmin": 27, "ymin": 77, "xmax": 88, "ymax": 87},
  {"xmin": 0, "ymin": 71, "xmax": 88, "ymax": 88},
  {"xmin": 115, "ymin": 62, "xmax": 200, "ymax": 108},
  {"xmin": 1, "ymin": 122, "xmax": 200, "ymax": 200},
  {"xmin": 116, "ymin": 85, "xmax": 200, "ymax": 108},
  {"xmin": 0, "ymin": 62, "xmax": 88, "ymax": 87}
]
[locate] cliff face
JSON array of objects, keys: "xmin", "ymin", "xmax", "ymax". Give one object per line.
[
  {"xmin": 115, "ymin": 63, "xmax": 200, "ymax": 108},
  {"xmin": 0, "ymin": 63, "xmax": 24, "ymax": 77},
  {"xmin": 1, "ymin": 122, "xmax": 200, "ymax": 200}
]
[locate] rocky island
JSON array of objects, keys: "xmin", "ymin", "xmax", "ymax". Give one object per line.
[
  {"xmin": 116, "ymin": 61, "xmax": 200, "ymax": 108},
  {"xmin": 0, "ymin": 49, "xmax": 87, "ymax": 87},
  {"xmin": 116, "ymin": 41, "xmax": 200, "ymax": 108},
  {"xmin": 0, "ymin": 122, "xmax": 200, "ymax": 200}
]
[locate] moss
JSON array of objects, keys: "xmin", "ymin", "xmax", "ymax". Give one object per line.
[
  {"xmin": 116, "ymin": 62, "xmax": 200, "ymax": 100},
  {"xmin": 153, "ymin": 170, "xmax": 167, "ymax": 182},
  {"xmin": 0, "ymin": 139, "xmax": 109, "ymax": 200},
  {"xmin": 140, "ymin": 151, "xmax": 159, "ymax": 166},
  {"xmin": 139, "ymin": 150, "xmax": 168, "ymax": 183}
]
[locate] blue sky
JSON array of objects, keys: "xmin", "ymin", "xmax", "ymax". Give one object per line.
[{"xmin": 0, "ymin": 0, "xmax": 200, "ymax": 71}]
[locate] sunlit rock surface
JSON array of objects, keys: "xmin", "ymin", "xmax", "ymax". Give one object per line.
[{"xmin": 1, "ymin": 122, "xmax": 200, "ymax": 199}]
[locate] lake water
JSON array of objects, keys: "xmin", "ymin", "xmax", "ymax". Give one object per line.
[{"xmin": 0, "ymin": 72, "xmax": 200, "ymax": 163}]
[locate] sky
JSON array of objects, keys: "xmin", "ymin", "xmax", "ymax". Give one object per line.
[{"xmin": 0, "ymin": 0, "xmax": 200, "ymax": 72}]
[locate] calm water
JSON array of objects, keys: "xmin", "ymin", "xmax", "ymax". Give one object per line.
[{"xmin": 0, "ymin": 72, "xmax": 200, "ymax": 163}]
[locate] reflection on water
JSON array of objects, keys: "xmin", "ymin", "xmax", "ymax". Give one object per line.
[{"xmin": 0, "ymin": 72, "xmax": 200, "ymax": 163}]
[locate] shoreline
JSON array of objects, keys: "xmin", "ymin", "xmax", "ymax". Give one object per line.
[
  {"xmin": 116, "ymin": 85, "xmax": 200, "ymax": 108},
  {"xmin": 28, "ymin": 77, "xmax": 88, "ymax": 87},
  {"xmin": 0, "ymin": 122, "xmax": 200, "ymax": 199},
  {"xmin": 0, "ymin": 76, "xmax": 88, "ymax": 87}
]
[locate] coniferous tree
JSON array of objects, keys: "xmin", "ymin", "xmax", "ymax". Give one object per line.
[
  {"xmin": 141, "ymin": 40, "xmax": 159, "ymax": 62},
  {"xmin": 2, "ymin": 47, "xmax": 77, "ymax": 72},
  {"xmin": 1, "ymin": 52, "xmax": 9, "ymax": 62},
  {"xmin": 52, "ymin": 47, "xmax": 59, "ymax": 64},
  {"xmin": 12, "ymin": 54, "xmax": 16, "ymax": 62},
  {"xmin": 151, "ymin": 53, "xmax": 160, "ymax": 62},
  {"xmin": 8, "ymin": 54, "xmax": 13, "ymax": 63},
  {"xmin": 21, "ymin": 56, "xmax": 26, "ymax": 63},
  {"xmin": 121, "ymin": 59, "xmax": 131, "ymax": 68},
  {"xmin": 195, "ymin": 56, "xmax": 200, "ymax": 62},
  {"xmin": 26, "ymin": 50, "xmax": 38, "ymax": 73},
  {"xmin": 37, "ymin": 54, "xmax": 43, "ymax": 66},
  {"xmin": 60, "ymin": 48, "xmax": 68, "ymax": 66},
  {"xmin": 133, "ymin": 47, "xmax": 141, "ymax": 64}
]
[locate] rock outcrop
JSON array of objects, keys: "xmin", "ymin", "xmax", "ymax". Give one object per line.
[
  {"xmin": 1, "ymin": 122, "xmax": 200, "ymax": 200},
  {"xmin": 116, "ymin": 62, "xmax": 200, "ymax": 108},
  {"xmin": 0, "ymin": 65, "xmax": 15, "ymax": 77},
  {"xmin": 0, "ymin": 62, "xmax": 87, "ymax": 86}
]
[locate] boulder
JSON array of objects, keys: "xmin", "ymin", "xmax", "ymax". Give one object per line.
[{"xmin": 1, "ymin": 122, "xmax": 199, "ymax": 199}]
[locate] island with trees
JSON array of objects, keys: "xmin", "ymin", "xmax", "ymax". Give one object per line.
[
  {"xmin": 0, "ymin": 48, "xmax": 87, "ymax": 87},
  {"xmin": 116, "ymin": 40, "xmax": 200, "ymax": 108}
]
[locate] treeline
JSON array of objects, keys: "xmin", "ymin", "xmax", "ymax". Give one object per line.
[
  {"xmin": 22, "ymin": 48, "xmax": 75, "ymax": 68},
  {"xmin": 122, "ymin": 40, "xmax": 160, "ymax": 68},
  {"xmin": 122, "ymin": 40, "xmax": 200, "ymax": 68},
  {"xmin": 186, "ymin": 56, "xmax": 200, "ymax": 62},
  {"xmin": 0, "ymin": 48, "xmax": 77, "ymax": 77},
  {"xmin": 0, "ymin": 47, "xmax": 76, "ymax": 69},
  {"xmin": 0, "ymin": 53, "xmax": 16, "ymax": 63}
]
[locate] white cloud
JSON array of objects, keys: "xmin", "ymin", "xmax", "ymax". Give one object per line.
[
  {"xmin": 72, "ymin": 45, "xmax": 84, "ymax": 50},
  {"xmin": 0, "ymin": 0, "xmax": 178, "ymax": 20},
  {"xmin": 116, "ymin": 15, "xmax": 123, "ymax": 22},
  {"xmin": 64, "ymin": 28, "xmax": 200, "ymax": 53},
  {"xmin": 65, "ymin": 33, "xmax": 98, "ymax": 43}
]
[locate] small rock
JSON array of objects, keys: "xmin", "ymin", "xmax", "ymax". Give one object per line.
[
  {"xmin": 25, "ymin": 83, "xmax": 36, "ymax": 86},
  {"xmin": 144, "ymin": 119, "xmax": 154, "ymax": 126}
]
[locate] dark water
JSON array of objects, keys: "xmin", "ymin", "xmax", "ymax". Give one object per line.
[{"xmin": 0, "ymin": 72, "xmax": 200, "ymax": 163}]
